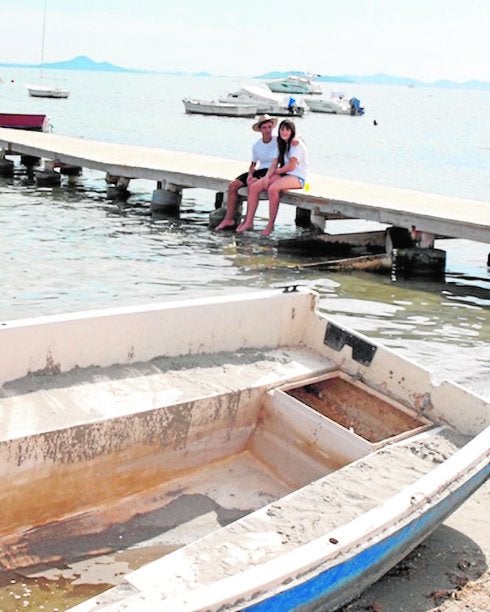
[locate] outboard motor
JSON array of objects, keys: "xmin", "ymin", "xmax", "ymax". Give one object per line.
[
  {"xmin": 349, "ymin": 97, "xmax": 364, "ymax": 116},
  {"xmin": 288, "ymin": 96, "xmax": 296, "ymax": 115}
]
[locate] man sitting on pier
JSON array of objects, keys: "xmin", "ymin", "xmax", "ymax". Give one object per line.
[{"xmin": 215, "ymin": 114, "xmax": 278, "ymax": 230}]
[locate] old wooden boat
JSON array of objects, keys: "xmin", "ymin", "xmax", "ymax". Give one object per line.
[
  {"xmin": 0, "ymin": 288, "xmax": 488, "ymax": 611},
  {"xmin": 0, "ymin": 112, "xmax": 49, "ymax": 131}
]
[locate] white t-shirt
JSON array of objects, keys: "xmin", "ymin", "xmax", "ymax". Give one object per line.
[
  {"xmin": 252, "ymin": 137, "xmax": 278, "ymax": 170},
  {"xmin": 284, "ymin": 139, "xmax": 309, "ymax": 181}
]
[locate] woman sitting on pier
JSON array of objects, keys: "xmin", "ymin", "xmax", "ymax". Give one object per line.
[{"xmin": 237, "ymin": 118, "xmax": 309, "ymax": 236}]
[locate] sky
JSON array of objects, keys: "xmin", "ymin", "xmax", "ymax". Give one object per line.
[{"xmin": 1, "ymin": 0, "xmax": 489, "ymax": 82}]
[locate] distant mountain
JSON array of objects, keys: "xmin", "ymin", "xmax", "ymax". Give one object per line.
[
  {"xmin": 2, "ymin": 59, "xmax": 489, "ymax": 89},
  {"xmin": 0, "ymin": 55, "xmax": 136, "ymax": 73},
  {"xmin": 0, "ymin": 55, "xmax": 214, "ymax": 77},
  {"xmin": 43, "ymin": 55, "xmax": 135, "ymax": 72}
]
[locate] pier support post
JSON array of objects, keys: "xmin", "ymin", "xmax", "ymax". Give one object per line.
[
  {"xmin": 393, "ymin": 248, "xmax": 446, "ymax": 279},
  {"xmin": 0, "ymin": 152, "xmax": 14, "ymax": 177},
  {"xmin": 106, "ymin": 174, "xmax": 131, "ymax": 201},
  {"xmin": 310, "ymin": 208, "xmax": 326, "ymax": 233},
  {"xmin": 58, "ymin": 164, "xmax": 83, "ymax": 177},
  {"xmin": 295, "ymin": 207, "xmax": 327, "ymax": 233},
  {"xmin": 214, "ymin": 191, "xmax": 224, "ymax": 210},
  {"xmin": 35, "ymin": 161, "xmax": 61, "ymax": 187},
  {"xmin": 151, "ymin": 182, "xmax": 182, "ymax": 215},
  {"xmin": 20, "ymin": 155, "xmax": 41, "ymax": 169},
  {"xmin": 386, "ymin": 226, "xmax": 444, "ymax": 278},
  {"xmin": 209, "ymin": 190, "xmax": 245, "ymax": 228},
  {"xmin": 385, "ymin": 226, "xmax": 413, "ymax": 253},
  {"xmin": 295, "ymin": 207, "xmax": 311, "ymax": 228}
]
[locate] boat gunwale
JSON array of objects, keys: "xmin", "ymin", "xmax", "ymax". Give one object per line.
[{"xmin": 133, "ymin": 425, "xmax": 490, "ymax": 611}]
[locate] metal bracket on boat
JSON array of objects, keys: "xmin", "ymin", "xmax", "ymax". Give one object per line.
[{"xmin": 324, "ymin": 323, "xmax": 377, "ymax": 365}]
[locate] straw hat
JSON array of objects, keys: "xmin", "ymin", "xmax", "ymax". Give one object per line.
[{"xmin": 252, "ymin": 114, "xmax": 278, "ymax": 132}]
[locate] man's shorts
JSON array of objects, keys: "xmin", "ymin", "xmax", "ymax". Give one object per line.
[{"xmin": 236, "ymin": 167, "xmax": 268, "ymax": 185}]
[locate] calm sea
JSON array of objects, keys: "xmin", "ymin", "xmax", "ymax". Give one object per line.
[{"xmin": 1, "ymin": 68, "xmax": 489, "ymax": 398}]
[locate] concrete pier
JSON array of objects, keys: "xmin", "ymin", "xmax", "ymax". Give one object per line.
[{"xmin": 1, "ymin": 127, "xmax": 489, "ymax": 274}]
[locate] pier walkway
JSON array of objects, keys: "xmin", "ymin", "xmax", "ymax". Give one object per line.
[{"xmin": 1, "ymin": 127, "xmax": 489, "ymax": 244}]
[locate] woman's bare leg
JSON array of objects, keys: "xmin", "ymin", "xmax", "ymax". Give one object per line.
[{"xmin": 262, "ymin": 176, "xmax": 302, "ymax": 236}]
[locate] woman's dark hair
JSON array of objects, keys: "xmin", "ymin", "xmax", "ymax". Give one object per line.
[{"xmin": 277, "ymin": 119, "xmax": 296, "ymax": 166}]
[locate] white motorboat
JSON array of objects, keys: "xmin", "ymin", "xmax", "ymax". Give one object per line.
[
  {"xmin": 27, "ymin": 84, "xmax": 70, "ymax": 99},
  {"xmin": 1, "ymin": 288, "xmax": 488, "ymax": 611},
  {"xmin": 219, "ymin": 85, "xmax": 307, "ymax": 117},
  {"xmin": 306, "ymin": 92, "xmax": 365, "ymax": 115},
  {"xmin": 266, "ymin": 74, "xmax": 323, "ymax": 95},
  {"xmin": 182, "ymin": 98, "xmax": 258, "ymax": 117}
]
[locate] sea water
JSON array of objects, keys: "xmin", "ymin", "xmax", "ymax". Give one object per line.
[{"xmin": 1, "ymin": 68, "xmax": 489, "ymax": 399}]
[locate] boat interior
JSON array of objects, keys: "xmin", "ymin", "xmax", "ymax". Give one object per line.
[{"xmin": 0, "ymin": 347, "xmax": 433, "ymax": 586}]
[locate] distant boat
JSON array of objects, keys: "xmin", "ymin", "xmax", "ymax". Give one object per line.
[
  {"xmin": 266, "ymin": 74, "xmax": 323, "ymax": 95},
  {"xmin": 26, "ymin": 0, "xmax": 70, "ymax": 99},
  {"xmin": 182, "ymin": 98, "xmax": 258, "ymax": 117},
  {"xmin": 27, "ymin": 84, "xmax": 69, "ymax": 99},
  {"xmin": 306, "ymin": 91, "xmax": 365, "ymax": 115}
]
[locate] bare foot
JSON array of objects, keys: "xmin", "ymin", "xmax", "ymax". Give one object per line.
[
  {"xmin": 215, "ymin": 219, "xmax": 236, "ymax": 231},
  {"xmin": 236, "ymin": 222, "xmax": 253, "ymax": 233},
  {"xmin": 261, "ymin": 226, "xmax": 274, "ymax": 237}
]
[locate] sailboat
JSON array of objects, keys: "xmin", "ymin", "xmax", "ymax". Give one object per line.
[{"xmin": 26, "ymin": 0, "xmax": 70, "ymax": 99}]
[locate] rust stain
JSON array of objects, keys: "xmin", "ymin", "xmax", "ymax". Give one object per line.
[{"xmin": 287, "ymin": 376, "xmax": 424, "ymax": 443}]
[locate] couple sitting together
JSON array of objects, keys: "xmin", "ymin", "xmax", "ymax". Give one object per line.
[{"xmin": 216, "ymin": 114, "xmax": 309, "ymax": 237}]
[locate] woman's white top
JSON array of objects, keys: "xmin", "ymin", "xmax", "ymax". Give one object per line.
[{"xmin": 285, "ymin": 139, "xmax": 309, "ymax": 181}]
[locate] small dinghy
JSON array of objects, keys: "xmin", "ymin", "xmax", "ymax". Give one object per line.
[{"xmin": 0, "ymin": 288, "xmax": 488, "ymax": 611}]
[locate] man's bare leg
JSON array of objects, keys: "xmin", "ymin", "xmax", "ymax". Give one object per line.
[{"xmin": 216, "ymin": 179, "xmax": 242, "ymax": 230}]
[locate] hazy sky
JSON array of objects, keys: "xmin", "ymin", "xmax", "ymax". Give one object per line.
[{"xmin": 1, "ymin": 0, "xmax": 488, "ymax": 81}]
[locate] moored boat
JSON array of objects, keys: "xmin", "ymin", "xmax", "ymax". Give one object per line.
[
  {"xmin": 26, "ymin": 83, "xmax": 70, "ymax": 99},
  {"xmin": 27, "ymin": 1, "xmax": 70, "ymax": 99},
  {"xmin": 306, "ymin": 92, "xmax": 365, "ymax": 115},
  {"xmin": 0, "ymin": 112, "xmax": 50, "ymax": 131},
  {"xmin": 0, "ymin": 288, "xmax": 488, "ymax": 611},
  {"xmin": 219, "ymin": 84, "xmax": 307, "ymax": 116},
  {"xmin": 182, "ymin": 97, "xmax": 258, "ymax": 117},
  {"xmin": 266, "ymin": 74, "xmax": 323, "ymax": 95}
]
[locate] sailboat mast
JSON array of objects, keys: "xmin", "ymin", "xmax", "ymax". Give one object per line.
[{"xmin": 40, "ymin": 0, "xmax": 48, "ymax": 81}]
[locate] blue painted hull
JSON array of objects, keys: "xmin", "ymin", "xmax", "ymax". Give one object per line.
[{"xmin": 247, "ymin": 464, "xmax": 490, "ymax": 611}]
